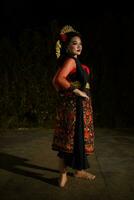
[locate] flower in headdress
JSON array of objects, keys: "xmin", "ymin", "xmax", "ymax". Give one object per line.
[{"xmin": 60, "ymin": 33, "xmax": 68, "ymax": 42}]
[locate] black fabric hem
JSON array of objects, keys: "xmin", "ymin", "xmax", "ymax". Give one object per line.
[{"xmin": 57, "ymin": 151, "xmax": 90, "ymax": 170}]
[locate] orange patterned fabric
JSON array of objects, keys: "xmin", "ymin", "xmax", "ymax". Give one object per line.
[
  {"xmin": 52, "ymin": 93, "xmax": 95, "ymax": 154},
  {"xmin": 52, "ymin": 62, "xmax": 95, "ymax": 155}
]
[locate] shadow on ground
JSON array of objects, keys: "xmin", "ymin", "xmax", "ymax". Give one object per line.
[{"xmin": 0, "ymin": 152, "xmax": 62, "ymax": 187}]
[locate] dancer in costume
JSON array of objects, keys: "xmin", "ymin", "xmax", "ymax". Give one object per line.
[{"xmin": 52, "ymin": 25, "xmax": 96, "ymax": 187}]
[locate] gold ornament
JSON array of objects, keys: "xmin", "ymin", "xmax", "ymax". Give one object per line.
[
  {"xmin": 55, "ymin": 40, "xmax": 61, "ymax": 59},
  {"xmin": 60, "ymin": 25, "xmax": 76, "ymax": 35},
  {"xmin": 55, "ymin": 25, "xmax": 76, "ymax": 59}
]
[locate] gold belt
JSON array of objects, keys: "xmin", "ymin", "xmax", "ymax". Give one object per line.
[
  {"xmin": 71, "ymin": 81, "xmax": 81, "ymax": 88},
  {"xmin": 71, "ymin": 81, "xmax": 90, "ymax": 89}
]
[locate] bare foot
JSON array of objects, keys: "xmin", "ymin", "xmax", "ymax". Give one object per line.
[
  {"xmin": 58, "ymin": 173, "xmax": 68, "ymax": 187},
  {"xmin": 74, "ymin": 170, "xmax": 96, "ymax": 180}
]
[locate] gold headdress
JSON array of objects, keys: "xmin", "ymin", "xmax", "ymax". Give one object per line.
[{"xmin": 55, "ymin": 25, "xmax": 76, "ymax": 59}]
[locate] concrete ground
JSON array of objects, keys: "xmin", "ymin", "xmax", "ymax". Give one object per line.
[{"xmin": 0, "ymin": 127, "xmax": 134, "ymax": 200}]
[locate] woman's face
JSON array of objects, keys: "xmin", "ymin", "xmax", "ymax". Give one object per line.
[{"xmin": 67, "ymin": 36, "xmax": 82, "ymax": 57}]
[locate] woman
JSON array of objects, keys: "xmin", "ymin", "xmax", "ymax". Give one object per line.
[{"xmin": 52, "ymin": 25, "xmax": 95, "ymax": 187}]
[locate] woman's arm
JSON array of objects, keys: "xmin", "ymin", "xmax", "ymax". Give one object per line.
[
  {"xmin": 53, "ymin": 58, "xmax": 76, "ymax": 90},
  {"xmin": 52, "ymin": 68, "xmax": 61, "ymax": 91}
]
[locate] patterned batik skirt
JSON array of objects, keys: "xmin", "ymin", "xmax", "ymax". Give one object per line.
[{"xmin": 52, "ymin": 91, "xmax": 95, "ymax": 170}]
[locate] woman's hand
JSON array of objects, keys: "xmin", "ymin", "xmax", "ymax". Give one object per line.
[{"xmin": 73, "ymin": 89, "xmax": 89, "ymax": 100}]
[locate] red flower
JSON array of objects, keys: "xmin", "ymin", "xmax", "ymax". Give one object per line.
[{"xmin": 60, "ymin": 33, "xmax": 67, "ymax": 42}]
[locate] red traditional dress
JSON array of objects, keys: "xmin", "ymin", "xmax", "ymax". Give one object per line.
[{"xmin": 52, "ymin": 57, "xmax": 95, "ymax": 169}]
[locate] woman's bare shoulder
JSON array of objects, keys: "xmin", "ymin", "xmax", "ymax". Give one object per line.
[{"xmin": 63, "ymin": 57, "xmax": 76, "ymax": 66}]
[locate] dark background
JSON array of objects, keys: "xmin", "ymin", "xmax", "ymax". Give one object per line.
[{"xmin": 1, "ymin": 1, "xmax": 134, "ymax": 128}]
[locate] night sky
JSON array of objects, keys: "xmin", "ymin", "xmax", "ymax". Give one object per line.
[
  {"xmin": 2, "ymin": 2, "xmax": 134, "ymax": 57},
  {"xmin": 2, "ymin": 2, "xmax": 134, "ymax": 58},
  {"xmin": 2, "ymin": 1, "xmax": 133, "ymax": 37}
]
